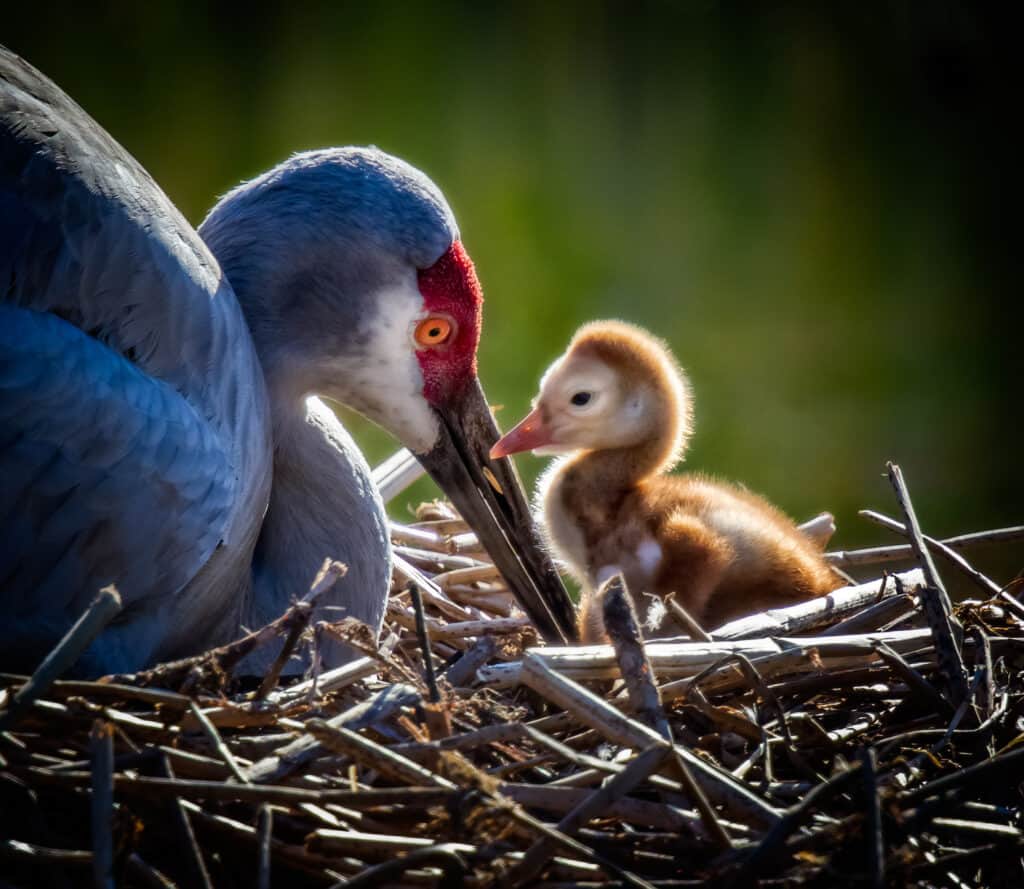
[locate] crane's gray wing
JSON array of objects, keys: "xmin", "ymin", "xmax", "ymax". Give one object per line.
[
  {"xmin": 0, "ymin": 48, "xmax": 272, "ymax": 673},
  {"xmin": 0, "ymin": 305, "xmax": 234, "ymax": 672}
]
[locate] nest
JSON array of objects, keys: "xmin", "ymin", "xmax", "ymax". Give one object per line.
[{"xmin": 1, "ymin": 462, "xmax": 1023, "ymax": 888}]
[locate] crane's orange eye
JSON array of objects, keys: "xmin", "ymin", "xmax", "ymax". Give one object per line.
[{"xmin": 414, "ymin": 315, "xmax": 454, "ymax": 348}]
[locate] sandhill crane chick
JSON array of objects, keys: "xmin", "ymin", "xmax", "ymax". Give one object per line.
[{"xmin": 491, "ymin": 320, "xmax": 842, "ymax": 642}]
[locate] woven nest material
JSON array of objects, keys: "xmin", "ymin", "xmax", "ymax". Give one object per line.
[{"xmin": 2, "ymin": 466, "xmax": 1023, "ymax": 888}]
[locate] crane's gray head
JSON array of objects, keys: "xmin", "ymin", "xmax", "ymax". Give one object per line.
[
  {"xmin": 200, "ymin": 147, "xmax": 480, "ymax": 453},
  {"xmin": 200, "ymin": 146, "xmax": 577, "ymax": 645}
]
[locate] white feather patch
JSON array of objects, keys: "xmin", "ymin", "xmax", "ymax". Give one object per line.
[{"xmin": 635, "ymin": 538, "xmax": 663, "ymax": 578}]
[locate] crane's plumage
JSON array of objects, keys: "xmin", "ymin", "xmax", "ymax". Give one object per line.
[
  {"xmin": 1, "ymin": 47, "xmax": 271, "ymax": 674},
  {"xmin": 0, "ymin": 47, "xmax": 576, "ymax": 676}
]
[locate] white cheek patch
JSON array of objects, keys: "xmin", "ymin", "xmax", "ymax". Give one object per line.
[{"xmin": 327, "ymin": 280, "xmax": 440, "ymax": 454}]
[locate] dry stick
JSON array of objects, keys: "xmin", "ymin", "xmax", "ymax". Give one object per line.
[
  {"xmin": 709, "ymin": 570, "xmax": 924, "ymax": 640},
  {"xmin": 966, "ymin": 625, "xmax": 995, "ymax": 728},
  {"xmin": 602, "ymin": 576, "xmax": 671, "ymax": 740},
  {"xmin": 188, "ymin": 701, "xmax": 250, "ymax": 785},
  {"xmin": 0, "ymin": 586, "xmax": 122, "ymax": 732},
  {"xmin": 267, "ymin": 656, "xmax": 378, "ymax": 706},
  {"xmin": 726, "ymin": 762, "xmax": 864, "ymax": 888},
  {"xmin": 324, "ymin": 843, "xmax": 469, "ymax": 889},
  {"xmin": 409, "ymin": 582, "xmax": 441, "ymax": 703},
  {"xmin": 305, "ymin": 720, "xmax": 458, "ymax": 789},
  {"xmin": 663, "ymin": 594, "xmax": 713, "ymax": 642},
  {"xmin": 826, "ymin": 525, "xmax": 1024, "ymax": 568},
  {"xmin": 860, "ymin": 509, "xmax": 1003, "ymax": 598},
  {"xmin": 899, "ymin": 743, "xmax": 1024, "ymax": 806},
  {"xmin": 907, "ymin": 842, "xmax": 1024, "ymax": 882},
  {"xmin": 244, "ymin": 684, "xmax": 421, "ymax": 783},
  {"xmin": 666, "ymin": 745, "xmax": 735, "ymax": 852},
  {"xmin": 507, "ymin": 743, "xmax": 671, "ymax": 887},
  {"xmin": 306, "ymin": 718, "xmax": 650, "ymax": 887},
  {"xmin": 160, "ymin": 755, "xmax": 213, "ymax": 889},
  {"xmin": 373, "ymin": 447, "xmax": 427, "ymax": 502},
  {"xmin": 90, "ymin": 720, "xmax": 115, "ymax": 889},
  {"xmin": 520, "ymin": 652, "xmax": 781, "ymax": 828},
  {"xmin": 180, "ymin": 800, "xmax": 353, "ymax": 881},
  {"xmin": 862, "ymin": 747, "xmax": 884, "ymax": 889},
  {"xmin": 872, "ymin": 641, "xmax": 954, "ymax": 718},
  {"xmin": 257, "ymin": 804, "xmax": 272, "ymax": 889},
  {"xmin": 28, "ymin": 770, "xmax": 456, "ymax": 808},
  {"xmin": 703, "ymin": 651, "xmax": 819, "ymax": 784},
  {"xmin": 443, "ymin": 635, "xmax": 497, "ymax": 687},
  {"xmin": 499, "ymin": 781, "xmax": 704, "ymax": 833},
  {"xmin": 392, "ymin": 554, "xmax": 477, "ymax": 622},
  {"xmin": 820, "ymin": 589, "xmax": 916, "ymax": 637},
  {"xmin": 596, "ymin": 584, "xmax": 732, "ymax": 850},
  {"xmin": 485, "ymin": 627, "xmax": 935, "ymax": 690},
  {"xmin": 885, "ymin": 462, "xmax": 970, "ymax": 706},
  {"xmin": 124, "ymin": 855, "xmax": 176, "ymax": 889},
  {"xmin": 256, "ymin": 559, "xmax": 346, "ymax": 700}
]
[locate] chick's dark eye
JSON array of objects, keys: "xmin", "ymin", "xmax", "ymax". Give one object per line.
[{"xmin": 570, "ymin": 392, "xmax": 591, "ymax": 407}]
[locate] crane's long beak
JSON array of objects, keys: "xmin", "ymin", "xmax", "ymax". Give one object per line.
[{"xmin": 418, "ymin": 379, "xmax": 578, "ymax": 644}]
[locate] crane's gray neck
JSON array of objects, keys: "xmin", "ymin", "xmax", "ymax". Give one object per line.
[{"xmin": 245, "ymin": 396, "xmax": 390, "ymax": 670}]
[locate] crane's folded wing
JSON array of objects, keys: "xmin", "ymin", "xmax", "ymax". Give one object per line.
[{"xmin": 0, "ymin": 305, "xmax": 235, "ymax": 674}]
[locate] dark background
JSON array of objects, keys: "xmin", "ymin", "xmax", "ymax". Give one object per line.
[{"xmin": 5, "ymin": 2, "xmax": 1020, "ymax": 585}]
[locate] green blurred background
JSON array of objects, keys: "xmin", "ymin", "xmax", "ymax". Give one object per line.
[{"xmin": 5, "ymin": 3, "xmax": 1019, "ymax": 583}]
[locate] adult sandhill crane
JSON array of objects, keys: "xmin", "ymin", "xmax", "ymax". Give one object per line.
[{"xmin": 0, "ymin": 47, "xmax": 576, "ymax": 676}]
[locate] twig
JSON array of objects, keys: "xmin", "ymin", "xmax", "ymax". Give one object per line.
[
  {"xmin": 602, "ymin": 576, "xmax": 671, "ymax": 740},
  {"xmin": 256, "ymin": 559, "xmax": 346, "ymax": 699},
  {"xmin": 483, "ymin": 627, "xmax": 936, "ymax": 689},
  {"xmin": 0, "ymin": 586, "xmax": 122, "ymax": 731},
  {"xmin": 872, "ymin": 641, "xmax": 953, "ymax": 718},
  {"xmin": 709, "ymin": 570, "xmax": 924, "ymax": 640},
  {"xmin": 664, "ymin": 593, "xmax": 713, "ymax": 642},
  {"xmin": 89, "ymin": 720, "xmax": 115, "ymax": 889},
  {"xmin": 267, "ymin": 656, "xmax": 378, "ymax": 706},
  {"xmin": 373, "ymin": 447, "xmax": 427, "ymax": 502},
  {"xmin": 324, "ymin": 843, "xmax": 468, "ymax": 889},
  {"xmin": 444, "ymin": 635, "xmax": 498, "ymax": 687},
  {"xmin": 305, "ymin": 719, "xmax": 458, "ymax": 789},
  {"xmin": 899, "ymin": 743, "xmax": 1024, "ymax": 805},
  {"xmin": 725, "ymin": 762, "xmax": 863, "ymax": 887},
  {"xmin": 520, "ymin": 651, "xmax": 781, "ymax": 827},
  {"xmin": 820, "ymin": 586, "xmax": 915, "ymax": 636},
  {"xmin": 885, "ymin": 462, "xmax": 969, "ymax": 706},
  {"xmin": 244, "ymin": 684, "xmax": 421, "ymax": 783},
  {"xmin": 257, "ymin": 803, "xmax": 272, "ymax": 889},
  {"xmin": 859, "ymin": 508, "xmax": 1002, "ymax": 597},
  {"xmin": 160, "ymin": 755, "xmax": 213, "ymax": 889},
  {"xmin": 508, "ymin": 742, "xmax": 671, "ymax": 886},
  {"xmin": 188, "ymin": 701, "xmax": 250, "ymax": 785},
  {"xmin": 827, "ymin": 524, "xmax": 1024, "ymax": 568},
  {"xmin": 862, "ymin": 747, "xmax": 884, "ymax": 889},
  {"xmin": 409, "ymin": 583, "xmax": 441, "ymax": 703}
]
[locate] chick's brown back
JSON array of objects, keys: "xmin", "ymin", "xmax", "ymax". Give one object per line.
[{"xmin": 637, "ymin": 474, "xmax": 842, "ymax": 632}]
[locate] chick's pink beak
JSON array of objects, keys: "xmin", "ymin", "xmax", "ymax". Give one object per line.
[{"xmin": 489, "ymin": 406, "xmax": 554, "ymax": 459}]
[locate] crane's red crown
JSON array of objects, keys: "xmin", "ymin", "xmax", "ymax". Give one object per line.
[{"xmin": 415, "ymin": 240, "xmax": 483, "ymax": 404}]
